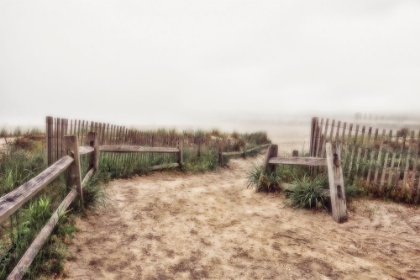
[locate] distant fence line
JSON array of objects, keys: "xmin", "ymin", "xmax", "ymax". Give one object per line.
[
  {"xmin": 46, "ymin": 116, "xmax": 270, "ymax": 167},
  {"xmin": 310, "ymin": 117, "xmax": 420, "ymax": 195}
]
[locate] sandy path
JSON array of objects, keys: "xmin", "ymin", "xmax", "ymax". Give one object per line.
[{"xmin": 63, "ymin": 155, "xmax": 420, "ymax": 280}]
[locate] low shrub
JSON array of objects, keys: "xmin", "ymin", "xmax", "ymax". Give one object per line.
[
  {"xmin": 247, "ymin": 163, "xmax": 281, "ymax": 192},
  {"xmin": 285, "ymin": 174, "xmax": 329, "ymax": 209}
]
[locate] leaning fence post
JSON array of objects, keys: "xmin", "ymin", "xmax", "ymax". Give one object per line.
[
  {"xmin": 177, "ymin": 140, "xmax": 183, "ymax": 169},
  {"xmin": 262, "ymin": 144, "xmax": 278, "ymax": 173},
  {"xmin": 46, "ymin": 116, "xmax": 53, "ymax": 166},
  {"xmin": 326, "ymin": 142, "xmax": 347, "ymax": 223},
  {"xmin": 87, "ymin": 132, "xmax": 99, "ymax": 171},
  {"xmin": 258, "ymin": 144, "xmax": 278, "ymax": 188},
  {"xmin": 63, "ymin": 135, "xmax": 83, "ymax": 205},
  {"xmin": 310, "ymin": 117, "xmax": 317, "ymax": 156}
]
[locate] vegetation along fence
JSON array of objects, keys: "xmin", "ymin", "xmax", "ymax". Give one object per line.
[
  {"xmin": 0, "ymin": 129, "xmax": 184, "ymax": 279},
  {"xmin": 309, "ymin": 117, "xmax": 420, "ymax": 201},
  {"xmin": 46, "ymin": 116, "xmax": 271, "ymax": 168},
  {"xmin": 0, "ymin": 116, "xmax": 271, "ymax": 279}
]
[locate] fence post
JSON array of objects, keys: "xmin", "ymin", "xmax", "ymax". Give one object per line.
[
  {"xmin": 310, "ymin": 117, "xmax": 317, "ymax": 156},
  {"xmin": 63, "ymin": 135, "xmax": 83, "ymax": 205},
  {"xmin": 259, "ymin": 144, "xmax": 278, "ymax": 188},
  {"xmin": 218, "ymin": 145, "xmax": 223, "ymax": 166},
  {"xmin": 262, "ymin": 144, "xmax": 278, "ymax": 174},
  {"xmin": 46, "ymin": 116, "xmax": 53, "ymax": 166},
  {"xmin": 87, "ymin": 132, "xmax": 100, "ymax": 171},
  {"xmin": 326, "ymin": 142, "xmax": 347, "ymax": 223},
  {"xmin": 177, "ymin": 140, "xmax": 183, "ymax": 169}
]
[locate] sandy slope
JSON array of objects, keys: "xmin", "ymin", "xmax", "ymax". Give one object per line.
[{"xmin": 62, "ymin": 155, "xmax": 420, "ymax": 280}]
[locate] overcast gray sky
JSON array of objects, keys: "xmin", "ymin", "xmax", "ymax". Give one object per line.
[{"xmin": 0, "ymin": 0, "xmax": 419, "ymax": 127}]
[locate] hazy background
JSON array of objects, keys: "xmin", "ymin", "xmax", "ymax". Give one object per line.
[{"xmin": 1, "ymin": 0, "xmax": 419, "ymax": 133}]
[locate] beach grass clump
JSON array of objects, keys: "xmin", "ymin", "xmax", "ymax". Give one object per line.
[
  {"xmin": 183, "ymin": 148, "xmax": 219, "ymax": 173},
  {"xmin": 247, "ymin": 163, "xmax": 281, "ymax": 192},
  {"xmin": 285, "ymin": 174, "xmax": 330, "ymax": 209}
]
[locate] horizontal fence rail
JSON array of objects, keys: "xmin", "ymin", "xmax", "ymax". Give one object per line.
[
  {"xmin": 0, "ymin": 155, "xmax": 74, "ymax": 224},
  {"xmin": 1, "ymin": 116, "xmax": 272, "ymax": 279},
  {"xmin": 1, "ymin": 133, "xmax": 100, "ymax": 280},
  {"xmin": 261, "ymin": 143, "xmax": 347, "ymax": 223},
  {"xmin": 100, "ymin": 145, "xmax": 180, "ymax": 153},
  {"xmin": 218, "ymin": 143, "xmax": 270, "ymax": 166},
  {"xmin": 310, "ymin": 117, "xmax": 420, "ymax": 195},
  {"xmin": 47, "ymin": 116, "xmax": 271, "ymax": 170}
]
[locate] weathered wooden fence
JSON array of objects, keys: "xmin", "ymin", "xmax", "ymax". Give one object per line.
[
  {"xmin": 0, "ymin": 133, "xmax": 99, "ymax": 279},
  {"xmin": 46, "ymin": 116, "xmax": 271, "ymax": 167},
  {"xmin": 1, "ymin": 128, "xmax": 184, "ymax": 279},
  {"xmin": 261, "ymin": 143, "xmax": 347, "ymax": 223},
  {"xmin": 310, "ymin": 117, "xmax": 420, "ymax": 196}
]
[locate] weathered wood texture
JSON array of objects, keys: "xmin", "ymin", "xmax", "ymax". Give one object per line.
[
  {"xmin": 7, "ymin": 167, "xmax": 95, "ymax": 280},
  {"xmin": 262, "ymin": 144, "xmax": 278, "ymax": 173},
  {"xmin": 78, "ymin": 146, "xmax": 94, "ymax": 155},
  {"xmin": 100, "ymin": 145, "xmax": 179, "ymax": 153},
  {"xmin": 326, "ymin": 143, "xmax": 347, "ymax": 223},
  {"xmin": 0, "ymin": 156, "xmax": 73, "ymax": 224},
  {"xmin": 268, "ymin": 157, "xmax": 327, "ymax": 166},
  {"xmin": 87, "ymin": 132, "xmax": 100, "ymax": 170},
  {"xmin": 309, "ymin": 117, "xmax": 420, "ymax": 191},
  {"xmin": 63, "ymin": 136, "xmax": 83, "ymax": 204}
]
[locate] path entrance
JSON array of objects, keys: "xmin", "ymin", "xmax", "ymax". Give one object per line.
[{"xmin": 63, "ymin": 156, "xmax": 420, "ymax": 279}]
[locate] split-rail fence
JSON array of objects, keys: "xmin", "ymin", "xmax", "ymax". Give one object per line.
[{"xmin": 1, "ymin": 130, "xmax": 184, "ymax": 279}]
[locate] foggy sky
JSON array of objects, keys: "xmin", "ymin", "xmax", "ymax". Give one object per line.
[{"xmin": 1, "ymin": 0, "xmax": 419, "ymax": 127}]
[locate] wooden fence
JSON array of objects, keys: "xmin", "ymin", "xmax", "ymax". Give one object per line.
[
  {"xmin": 1, "ymin": 116, "xmax": 270, "ymax": 279},
  {"xmin": 46, "ymin": 116, "xmax": 271, "ymax": 167},
  {"xmin": 261, "ymin": 143, "xmax": 347, "ymax": 223},
  {"xmin": 1, "ymin": 129, "xmax": 184, "ymax": 279},
  {"xmin": 310, "ymin": 117, "xmax": 420, "ymax": 196}
]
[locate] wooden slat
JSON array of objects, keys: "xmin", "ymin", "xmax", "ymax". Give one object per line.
[
  {"xmin": 394, "ymin": 132, "xmax": 407, "ymax": 188},
  {"xmin": 355, "ymin": 126, "xmax": 365, "ymax": 175},
  {"xmin": 388, "ymin": 148, "xmax": 398, "ymax": 187},
  {"xmin": 373, "ymin": 130, "xmax": 385, "ymax": 185},
  {"xmin": 46, "ymin": 116, "xmax": 53, "ymax": 166},
  {"xmin": 269, "ymin": 157, "xmax": 327, "ymax": 166},
  {"xmin": 326, "ymin": 143, "xmax": 347, "ymax": 223},
  {"xmin": 347, "ymin": 124, "xmax": 359, "ymax": 175},
  {"xmin": 402, "ymin": 131, "xmax": 414, "ymax": 189},
  {"xmin": 380, "ymin": 130, "xmax": 392, "ymax": 188},
  {"xmin": 316, "ymin": 118, "xmax": 324, "ymax": 158},
  {"xmin": 366, "ymin": 129, "xmax": 379, "ymax": 183},
  {"xmin": 99, "ymin": 145, "xmax": 179, "ymax": 153},
  {"xmin": 78, "ymin": 146, "xmax": 95, "ymax": 155},
  {"xmin": 0, "ymin": 156, "xmax": 73, "ymax": 224},
  {"xmin": 335, "ymin": 120, "xmax": 341, "ymax": 144},
  {"xmin": 56, "ymin": 118, "xmax": 61, "ymax": 162},
  {"xmin": 320, "ymin": 119, "xmax": 329, "ymax": 157},
  {"xmin": 77, "ymin": 120, "xmax": 81, "ymax": 142},
  {"xmin": 341, "ymin": 122, "xmax": 347, "ymax": 143},
  {"xmin": 410, "ymin": 131, "xmax": 420, "ymax": 191},
  {"xmin": 310, "ymin": 118, "xmax": 316, "ymax": 156},
  {"xmin": 361, "ymin": 127, "xmax": 372, "ymax": 175},
  {"xmin": 329, "ymin": 119, "xmax": 335, "ymax": 142},
  {"xmin": 312, "ymin": 118, "xmax": 319, "ymax": 158}
]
